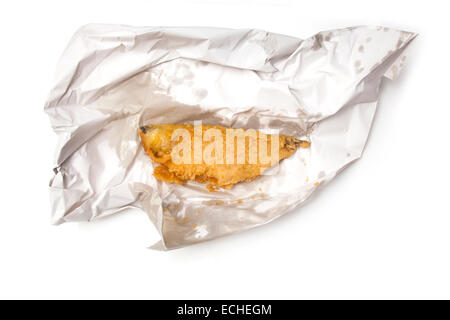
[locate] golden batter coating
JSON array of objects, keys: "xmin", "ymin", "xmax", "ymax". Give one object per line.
[{"xmin": 139, "ymin": 123, "xmax": 309, "ymax": 191}]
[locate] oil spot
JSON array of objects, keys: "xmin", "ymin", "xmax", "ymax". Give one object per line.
[
  {"xmin": 258, "ymin": 187, "xmax": 262, "ymax": 192},
  {"xmin": 195, "ymin": 60, "xmax": 208, "ymax": 67},
  {"xmin": 183, "ymin": 217, "xmax": 189, "ymax": 223},
  {"xmin": 303, "ymin": 162, "xmax": 307, "ymax": 166},
  {"xmin": 214, "ymin": 200, "xmax": 224, "ymax": 206},
  {"xmin": 314, "ymin": 182, "xmax": 320, "ymax": 186},
  {"xmin": 237, "ymin": 200, "xmax": 243, "ymax": 204},
  {"xmin": 194, "ymin": 89, "xmax": 208, "ymax": 100},
  {"xmin": 354, "ymin": 60, "xmax": 363, "ymax": 73},
  {"xmin": 193, "ymin": 224, "xmax": 198, "ymax": 229},
  {"xmin": 359, "ymin": 45, "xmax": 364, "ymax": 53},
  {"xmin": 391, "ymin": 65, "xmax": 399, "ymax": 79},
  {"xmin": 312, "ymin": 34, "xmax": 324, "ymax": 50},
  {"xmin": 172, "ymin": 63, "xmax": 194, "ymax": 85},
  {"xmin": 164, "ymin": 203, "xmax": 179, "ymax": 212},
  {"xmin": 305, "ymin": 177, "xmax": 309, "ymax": 183},
  {"xmin": 260, "ymin": 194, "xmax": 265, "ymax": 199}
]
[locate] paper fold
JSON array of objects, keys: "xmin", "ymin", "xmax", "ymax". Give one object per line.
[{"xmin": 45, "ymin": 24, "xmax": 416, "ymax": 249}]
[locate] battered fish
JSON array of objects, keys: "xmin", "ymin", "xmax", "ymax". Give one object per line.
[{"xmin": 139, "ymin": 124, "xmax": 310, "ymax": 191}]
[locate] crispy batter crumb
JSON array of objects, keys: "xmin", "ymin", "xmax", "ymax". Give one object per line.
[
  {"xmin": 207, "ymin": 185, "xmax": 219, "ymax": 192},
  {"xmin": 299, "ymin": 141, "xmax": 311, "ymax": 148},
  {"xmin": 153, "ymin": 165, "xmax": 185, "ymax": 184}
]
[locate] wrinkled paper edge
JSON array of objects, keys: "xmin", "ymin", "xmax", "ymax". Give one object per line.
[{"xmin": 45, "ymin": 24, "xmax": 417, "ymax": 250}]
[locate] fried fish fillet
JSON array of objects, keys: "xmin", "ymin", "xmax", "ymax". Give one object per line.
[{"xmin": 139, "ymin": 124, "xmax": 310, "ymax": 191}]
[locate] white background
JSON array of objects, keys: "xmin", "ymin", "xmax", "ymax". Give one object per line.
[{"xmin": 0, "ymin": 0, "xmax": 449, "ymax": 299}]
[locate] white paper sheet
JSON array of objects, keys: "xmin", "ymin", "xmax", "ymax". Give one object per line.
[{"xmin": 45, "ymin": 24, "xmax": 416, "ymax": 249}]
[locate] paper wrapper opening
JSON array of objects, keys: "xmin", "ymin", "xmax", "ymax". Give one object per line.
[{"xmin": 45, "ymin": 24, "xmax": 417, "ymax": 250}]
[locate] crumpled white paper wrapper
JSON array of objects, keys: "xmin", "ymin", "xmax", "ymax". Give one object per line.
[{"xmin": 45, "ymin": 24, "xmax": 416, "ymax": 250}]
